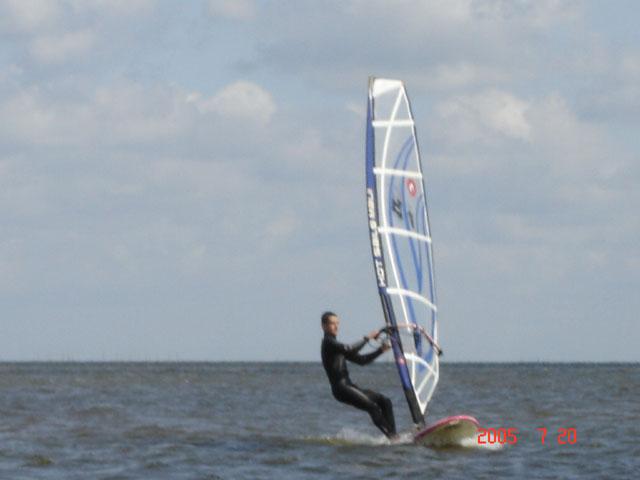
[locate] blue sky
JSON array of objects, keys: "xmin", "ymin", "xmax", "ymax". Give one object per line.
[{"xmin": 0, "ymin": 0, "xmax": 638, "ymax": 361}]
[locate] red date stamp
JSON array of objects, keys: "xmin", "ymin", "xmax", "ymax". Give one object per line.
[{"xmin": 477, "ymin": 427, "xmax": 577, "ymax": 445}]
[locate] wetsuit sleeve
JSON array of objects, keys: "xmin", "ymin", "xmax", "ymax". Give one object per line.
[
  {"xmin": 324, "ymin": 336, "xmax": 368, "ymax": 356},
  {"xmin": 346, "ymin": 345, "xmax": 385, "ymax": 365}
]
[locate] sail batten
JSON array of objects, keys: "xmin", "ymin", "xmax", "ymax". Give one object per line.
[
  {"xmin": 373, "ymin": 168, "xmax": 423, "ymax": 179},
  {"xmin": 365, "ymin": 77, "xmax": 439, "ymax": 426},
  {"xmin": 377, "ymin": 227, "xmax": 432, "ymax": 243}
]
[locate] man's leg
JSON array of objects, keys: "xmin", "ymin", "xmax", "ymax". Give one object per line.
[
  {"xmin": 334, "ymin": 385, "xmax": 395, "ymax": 438},
  {"xmin": 362, "ymin": 389, "xmax": 396, "ymax": 436}
]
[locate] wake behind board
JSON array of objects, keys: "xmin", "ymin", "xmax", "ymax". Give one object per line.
[{"xmin": 414, "ymin": 415, "xmax": 479, "ymax": 447}]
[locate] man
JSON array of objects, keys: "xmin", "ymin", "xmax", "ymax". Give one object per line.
[{"xmin": 320, "ymin": 311, "xmax": 397, "ymax": 438}]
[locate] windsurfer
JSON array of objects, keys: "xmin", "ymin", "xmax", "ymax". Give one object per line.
[{"xmin": 320, "ymin": 311, "xmax": 397, "ymax": 438}]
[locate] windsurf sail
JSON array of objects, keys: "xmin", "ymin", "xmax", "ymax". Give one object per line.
[{"xmin": 365, "ymin": 77, "xmax": 439, "ymax": 426}]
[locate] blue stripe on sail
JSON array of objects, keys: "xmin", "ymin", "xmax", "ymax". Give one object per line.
[
  {"xmin": 401, "ymin": 165, "xmax": 423, "ymax": 291},
  {"xmin": 416, "ymin": 195, "xmax": 436, "ymax": 365},
  {"xmin": 365, "ymin": 100, "xmax": 376, "ymax": 194},
  {"xmin": 388, "ymin": 137, "xmax": 424, "ymax": 357},
  {"xmin": 415, "ymin": 194, "xmax": 425, "ymax": 291},
  {"xmin": 398, "ymin": 144, "xmax": 425, "ymax": 357}
]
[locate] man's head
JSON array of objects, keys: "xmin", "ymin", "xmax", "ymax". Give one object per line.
[{"xmin": 321, "ymin": 311, "xmax": 339, "ymax": 336}]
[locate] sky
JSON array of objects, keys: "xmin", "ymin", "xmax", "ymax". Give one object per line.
[{"xmin": 0, "ymin": 0, "xmax": 638, "ymax": 361}]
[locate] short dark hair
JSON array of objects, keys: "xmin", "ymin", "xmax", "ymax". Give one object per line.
[{"xmin": 321, "ymin": 311, "xmax": 337, "ymax": 325}]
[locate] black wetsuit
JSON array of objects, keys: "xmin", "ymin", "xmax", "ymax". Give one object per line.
[{"xmin": 321, "ymin": 333, "xmax": 396, "ymax": 438}]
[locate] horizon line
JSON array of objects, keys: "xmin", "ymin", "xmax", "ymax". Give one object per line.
[{"xmin": 0, "ymin": 359, "xmax": 638, "ymax": 364}]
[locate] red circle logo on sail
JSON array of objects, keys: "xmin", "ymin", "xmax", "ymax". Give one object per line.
[{"xmin": 406, "ymin": 179, "xmax": 417, "ymax": 197}]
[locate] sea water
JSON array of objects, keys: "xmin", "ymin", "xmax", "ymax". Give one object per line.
[{"xmin": 0, "ymin": 362, "xmax": 637, "ymax": 479}]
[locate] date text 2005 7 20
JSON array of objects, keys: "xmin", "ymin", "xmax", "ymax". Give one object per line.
[{"xmin": 477, "ymin": 427, "xmax": 577, "ymax": 445}]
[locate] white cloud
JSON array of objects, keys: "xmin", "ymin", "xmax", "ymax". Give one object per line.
[
  {"xmin": 421, "ymin": 63, "xmax": 509, "ymax": 90},
  {"xmin": 191, "ymin": 80, "xmax": 277, "ymax": 124},
  {"xmin": 69, "ymin": 0, "xmax": 154, "ymax": 16},
  {"xmin": 264, "ymin": 213, "xmax": 297, "ymax": 250},
  {"xmin": 0, "ymin": 89, "xmax": 62, "ymax": 144},
  {"xmin": 470, "ymin": 0, "xmax": 580, "ymax": 27},
  {"xmin": 92, "ymin": 84, "xmax": 191, "ymax": 144},
  {"xmin": 29, "ymin": 29, "xmax": 94, "ymax": 64},
  {"xmin": 0, "ymin": 64, "xmax": 24, "ymax": 84},
  {"xmin": 621, "ymin": 54, "xmax": 640, "ymax": 78},
  {"xmin": 1, "ymin": 0, "xmax": 155, "ymax": 66},
  {"xmin": 0, "ymin": 80, "xmax": 277, "ymax": 147},
  {"xmin": 579, "ymin": 52, "xmax": 640, "ymax": 122},
  {"xmin": 527, "ymin": 94, "xmax": 619, "ymax": 179},
  {"xmin": 249, "ymin": 0, "xmax": 589, "ymax": 97},
  {"xmin": 349, "ymin": 0, "xmax": 473, "ymax": 27},
  {"xmin": 361, "ymin": 64, "xmax": 510, "ymax": 95},
  {"xmin": 346, "ymin": 101, "xmax": 365, "ymax": 118},
  {"xmin": 0, "ymin": 75, "xmax": 309, "ymax": 302},
  {"xmin": 208, "ymin": 0, "xmax": 256, "ymax": 20},
  {"xmin": 435, "ymin": 90, "xmax": 531, "ymax": 144},
  {"xmin": 0, "ymin": 0, "xmax": 59, "ymax": 33}
]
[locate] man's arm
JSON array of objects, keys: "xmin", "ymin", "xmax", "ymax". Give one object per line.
[
  {"xmin": 346, "ymin": 345, "xmax": 386, "ymax": 365},
  {"xmin": 324, "ymin": 335, "xmax": 368, "ymax": 356},
  {"xmin": 325, "ymin": 328, "xmax": 386, "ymax": 357}
]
